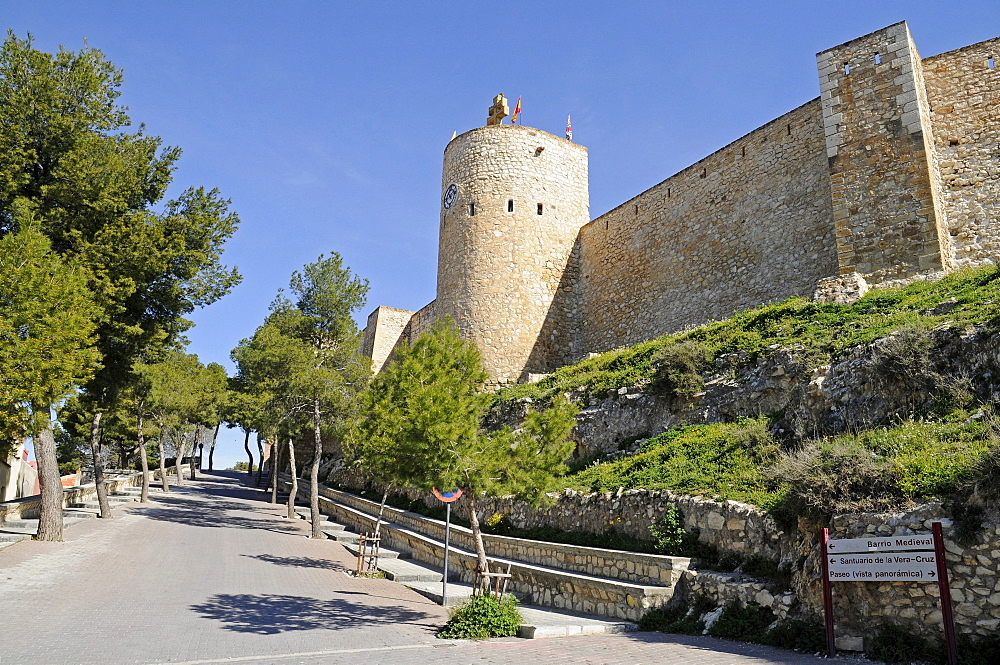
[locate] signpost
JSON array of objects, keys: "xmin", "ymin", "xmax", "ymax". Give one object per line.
[
  {"xmin": 432, "ymin": 487, "xmax": 463, "ymax": 607},
  {"xmin": 820, "ymin": 523, "xmax": 957, "ymax": 665}
]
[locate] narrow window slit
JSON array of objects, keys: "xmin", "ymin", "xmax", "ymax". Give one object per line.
[
  {"xmin": 741, "ymin": 146, "xmax": 746, "ymax": 157},
  {"xmin": 700, "ymin": 168, "xmax": 706, "ymax": 179},
  {"xmin": 787, "ymin": 124, "xmax": 791, "ymax": 136},
  {"xmin": 469, "ymin": 203, "xmax": 476, "ymax": 216},
  {"xmin": 843, "ymin": 62, "xmax": 851, "ymax": 75},
  {"xmin": 668, "ymin": 188, "xmax": 671, "ymax": 198},
  {"xmin": 537, "ymin": 203, "xmax": 543, "ymax": 215},
  {"xmin": 634, "ymin": 204, "xmax": 638, "ymax": 215},
  {"xmin": 874, "ymin": 52, "xmax": 881, "ymax": 65},
  {"xmin": 989, "ymin": 56, "xmax": 995, "ymax": 70},
  {"xmin": 507, "ymin": 199, "xmax": 514, "ymax": 213}
]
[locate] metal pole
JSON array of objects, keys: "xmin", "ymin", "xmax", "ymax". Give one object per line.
[
  {"xmin": 821, "ymin": 528, "xmax": 836, "ymax": 658},
  {"xmin": 933, "ymin": 522, "xmax": 959, "ymax": 665},
  {"xmin": 442, "ymin": 502, "xmax": 451, "ymax": 607}
]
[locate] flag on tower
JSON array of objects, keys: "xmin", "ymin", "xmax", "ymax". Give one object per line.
[
  {"xmin": 511, "ymin": 97, "xmax": 522, "ymax": 124},
  {"xmin": 566, "ymin": 115, "xmax": 573, "ymax": 141}
]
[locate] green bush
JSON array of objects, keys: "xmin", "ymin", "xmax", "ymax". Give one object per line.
[
  {"xmin": 640, "ymin": 595, "xmax": 714, "ymax": 635},
  {"xmin": 650, "ymin": 339, "xmax": 711, "ymax": 399},
  {"xmin": 958, "ymin": 632, "xmax": 1000, "ymax": 665},
  {"xmin": 868, "ymin": 622, "xmax": 927, "ymax": 664},
  {"xmin": 760, "ymin": 618, "xmax": 827, "ymax": 652},
  {"xmin": 648, "ymin": 505, "xmax": 687, "ymax": 555},
  {"xmin": 437, "ymin": 594, "xmax": 522, "ymax": 640},
  {"xmin": 707, "ymin": 601, "xmax": 776, "ymax": 641}
]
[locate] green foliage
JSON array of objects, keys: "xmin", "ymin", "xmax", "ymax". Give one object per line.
[
  {"xmin": 228, "ymin": 461, "xmax": 250, "ymax": 472},
  {"xmin": 0, "ymin": 225, "xmax": 100, "ymax": 447},
  {"xmin": 0, "ymin": 32, "xmax": 241, "ymax": 412},
  {"xmin": 569, "ymin": 418, "xmax": 779, "ymax": 508},
  {"xmin": 648, "ymin": 505, "xmax": 687, "ymax": 555},
  {"xmin": 868, "ymin": 622, "xmax": 928, "ymax": 664},
  {"xmin": 759, "ymin": 619, "xmax": 827, "ymax": 652},
  {"xmin": 437, "ymin": 594, "xmax": 522, "ymax": 640},
  {"xmin": 958, "ymin": 632, "xmax": 1000, "ymax": 665},
  {"xmin": 773, "ymin": 419, "xmax": 995, "ymax": 520},
  {"xmin": 707, "ymin": 601, "xmax": 776, "ymax": 641},
  {"xmin": 650, "ymin": 339, "xmax": 712, "ymax": 399},
  {"xmin": 496, "ymin": 265, "xmax": 1000, "ymax": 404},
  {"xmin": 640, "ymin": 594, "xmax": 715, "ymax": 634}
]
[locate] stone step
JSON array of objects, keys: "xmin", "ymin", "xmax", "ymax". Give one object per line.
[
  {"xmin": 379, "ymin": 558, "xmax": 443, "ymax": 583},
  {"xmin": 1, "ymin": 515, "xmax": 90, "ymax": 534},
  {"xmin": 294, "ymin": 508, "xmax": 334, "ymax": 522},
  {"xmin": 342, "ymin": 542, "xmax": 407, "ymax": 560},
  {"xmin": 0, "ymin": 533, "xmax": 28, "ymax": 543},
  {"xmin": 0, "ymin": 538, "xmax": 24, "ymax": 549},
  {"xmin": 328, "ymin": 530, "xmax": 360, "ymax": 544}
]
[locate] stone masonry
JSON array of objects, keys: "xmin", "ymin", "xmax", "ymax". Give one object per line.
[{"xmin": 362, "ymin": 22, "xmax": 1000, "ymax": 386}]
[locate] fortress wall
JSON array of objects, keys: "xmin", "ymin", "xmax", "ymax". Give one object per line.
[
  {"xmin": 406, "ymin": 299, "xmax": 437, "ymax": 340},
  {"xmin": 577, "ymin": 100, "xmax": 837, "ymax": 355},
  {"xmin": 436, "ymin": 125, "xmax": 589, "ymax": 385},
  {"xmin": 923, "ymin": 37, "xmax": 1000, "ymax": 269}
]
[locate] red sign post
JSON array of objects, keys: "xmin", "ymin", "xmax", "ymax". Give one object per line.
[{"xmin": 821, "ymin": 522, "xmax": 957, "ymax": 664}]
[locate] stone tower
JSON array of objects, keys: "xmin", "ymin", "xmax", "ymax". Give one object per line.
[
  {"xmin": 435, "ymin": 121, "xmax": 589, "ymax": 387},
  {"xmin": 817, "ymin": 21, "xmax": 953, "ymax": 282}
]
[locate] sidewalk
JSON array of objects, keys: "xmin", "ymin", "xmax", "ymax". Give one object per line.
[{"xmin": 0, "ymin": 471, "xmax": 859, "ymax": 665}]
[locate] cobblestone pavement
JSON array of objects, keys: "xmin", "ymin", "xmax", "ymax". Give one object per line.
[{"xmin": 0, "ymin": 472, "xmax": 857, "ymax": 665}]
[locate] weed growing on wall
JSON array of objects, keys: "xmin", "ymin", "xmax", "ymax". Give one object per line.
[{"xmin": 648, "ymin": 505, "xmax": 687, "ymax": 555}]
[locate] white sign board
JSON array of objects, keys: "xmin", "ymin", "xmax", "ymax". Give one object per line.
[
  {"xmin": 826, "ymin": 535, "xmax": 934, "ymax": 554},
  {"xmin": 827, "ymin": 551, "xmax": 938, "ymax": 582}
]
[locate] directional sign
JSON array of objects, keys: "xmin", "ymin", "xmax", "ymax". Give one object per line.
[
  {"xmin": 826, "ymin": 535, "xmax": 934, "ymax": 554},
  {"xmin": 827, "ymin": 551, "xmax": 938, "ymax": 582}
]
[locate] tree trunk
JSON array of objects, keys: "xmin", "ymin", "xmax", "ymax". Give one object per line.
[
  {"xmin": 89, "ymin": 411, "xmax": 112, "ymax": 519},
  {"xmin": 466, "ymin": 489, "xmax": 489, "ymax": 574},
  {"xmin": 33, "ymin": 405, "xmax": 64, "ymax": 542},
  {"xmin": 174, "ymin": 431, "xmax": 186, "ymax": 486},
  {"xmin": 373, "ymin": 488, "xmax": 390, "ymax": 539},
  {"xmin": 157, "ymin": 435, "xmax": 170, "ymax": 493},
  {"xmin": 286, "ymin": 438, "xmax": 298, "ymax": 520},
  {"xmin": 189, "ymin": 437, "xmax": 198, "ymax": 481},
  {"xmin": 255, "ymin": 434, "xmax": 264, "ymax": 486},
  {"xmin": 243, "ymin": 429, "xmax": 253, "ymax": 477},
  {"xmin": 136, "ymin": 408, "xmax": 150, "ymax": 503},
  {"xmin": 208, "ymin": 423, "xmax": 220, "ymax": 471},
  {"xmin": 270, "ymin": 437, "xmax": 281, "ymax": 504},
  {"xmin": 310, "ymin": 398, "xmax": 323, "ymax": 538}
]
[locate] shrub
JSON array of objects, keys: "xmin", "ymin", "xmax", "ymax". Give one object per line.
[
  {"xmin": 640, "ymin": 595, "xmax": 714, "ymax": 635},
  {"xmin": 650, "ymin": 340, "xmax": 712, "ymax": 399},
  {"xmin": 958, "ymin": 632, "xmax": 1000, "ymax": 665},
  {"xmin": 770, "ymin": 438, "xmax": 903, "ymax": 519},
  {"xmin": 648, "ymin": 505, "xmax": 687, "ymax": 555},
  {"xmin": 437, "ymin": 594, "xmax": 522, "ymax": 640},
  {"xmin": 760, "ymin": 618, "xmax": 827, "ymax": 652},
  {"xmin": 868, "ymin": 622, "xmax": 927, "ymax": 664},
  {"xmin": 707, "ymin": 601, "xmax": 776, "ymax": 641}
]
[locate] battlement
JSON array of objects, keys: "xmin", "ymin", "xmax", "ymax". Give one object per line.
[{"xmin": 363, "ymin": 22, "xmax": 1000, "ymax": 383}]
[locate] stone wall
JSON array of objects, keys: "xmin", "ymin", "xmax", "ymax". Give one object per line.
[
  {"xmin": 576, "ymin": 99, "xmax": 838, "ymax": 355},
  {"xmin": 359, "ymin": 305, "xmax": 414, "ymax": 374},
  {"xmin": 924, "ymin": 37, "xmax": 1000, "ymax": 270}
]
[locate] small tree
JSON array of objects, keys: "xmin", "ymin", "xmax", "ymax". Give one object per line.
[{"xmin": 353, "ymin": 319, "xmax": 578, "ymax": 573}]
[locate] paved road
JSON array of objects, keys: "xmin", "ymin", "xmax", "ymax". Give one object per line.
[{"xmin": 0, "ymin": 472, "xmax": 856, "ymax": 665}]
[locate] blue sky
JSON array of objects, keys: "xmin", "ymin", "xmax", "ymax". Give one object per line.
[{"xmin": 7, "ymin": 1, "xmax": 998, "ymax": 468}]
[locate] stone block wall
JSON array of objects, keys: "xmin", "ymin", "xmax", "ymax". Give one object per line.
[
  {"xmin": 435, "ymin": 124, "xmax": 590, "ymax": 386},
  {"xmin": 576, "ymin": 100, "xmax": 838, "ymax": 355},
  {"xmin": 924, "ymin": 37, "xmax": 1000, "ymax": 269},
  {"xmin": 359, "ymin": 305, "xmax": 414, "ymax": 374},
  {"xmin": 818, "ymin": 22, "xmax": 952, "ymax": 282}
]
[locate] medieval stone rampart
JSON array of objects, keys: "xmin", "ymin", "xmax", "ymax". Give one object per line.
[{"xmin": 362, "ymin": 22, "xmax": 1000, "ymax": 384}]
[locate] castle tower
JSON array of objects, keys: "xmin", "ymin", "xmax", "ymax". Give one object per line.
[
  {"xmin": 817, "ymin": 21, "xmax": 953, "ymax": 282},
  {"xmin": 436, "ymin": 109, "xmax": 589, "ymax": 387}
]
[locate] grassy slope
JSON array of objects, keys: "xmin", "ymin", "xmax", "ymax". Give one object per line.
[{"xmin": 495, "ymin": 266, "xmax": 1000, "ymax": 513}]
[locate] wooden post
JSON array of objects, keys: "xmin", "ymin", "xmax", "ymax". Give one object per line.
[
  {"xmin": 933, "ymin": 522, "xmax": 958, "ymax": 665},
  {"xmin": 821, "ymin": 528, "xmax": 836, "ymax": 658}
]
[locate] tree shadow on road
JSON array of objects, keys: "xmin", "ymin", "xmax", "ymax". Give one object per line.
[
  {"xmin": 242, "ymin": 553, "xmax": 347, "ymax": 572},
  {"xmin": 190, "ymin": 593, "xmax": 437, "ymax": 634},
  {"xmin": 141, "ymin": 495, "xmax": 301, "ymax": 534}
]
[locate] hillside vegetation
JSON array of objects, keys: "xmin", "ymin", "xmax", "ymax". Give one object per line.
[
  {"xmin": 494, "ymin": 266, "xmax": 1000, "ymax": 521},
  {"xmin": 498, "ymin": 265, "xmax": 1000, "ymax": 404}
]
